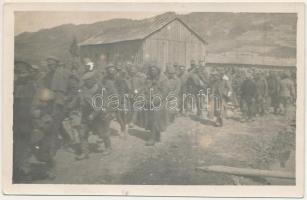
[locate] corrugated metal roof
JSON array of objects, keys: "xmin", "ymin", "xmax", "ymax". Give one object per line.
[{"xmin": 79, "ymin": 13, "xmax": 207, "ymax": 46}]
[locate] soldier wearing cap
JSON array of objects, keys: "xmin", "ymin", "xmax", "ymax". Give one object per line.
[
  {"xmin": 209, "ymin": 70, "xmax": 223, "ymax": 126},
  {"xmin": 39, "ymin": 56, "xmax": 71, "ymax": 143},
  {"xmin": 13, "ymin": 61, "xmax": 39, "ymax": 182},
  {"xmin": 176, "ymin": 64, "xmax": 189, "ymax": 114},
  {"xmin": 255, "ymin": 71, "xmax": 268, "ymax": 116},
  {"xmin": 186, "ymin": 60, "xmax": 209, "ymax": 118},
  {"xmin": 173, "ymin": 62, "xmax": 179, "ymax": 72},
  {"xmin": 279, "ymin": 72, "xmax": 295, "ymax": 116},
  {"xmin": 267, "ymin": 71, "xmax": 281, "ymax": 114},
  {"xmin": 126, "ymin": 62, "xmax": 145, "ymax": 127},
  {"xmin": 188, "ymin": 59, "xmax": 197, "ymax": 72},
  {"xmin": 103, "ymin": 63, "xmax": 118, "ymax": 95},
  {"xmin": 62, "ymin": 73, "xmax": 87, "ymax": 160},
  {"xmin": 210, "ymin": 69, "xmax": 232, "ymax": 126},
  {"xmin": 240, "ymin": 71, "xmax": 257, "ymax": 122},
  {"xmin": 116, "ymin": 61, "xmax": 130, "ymax": 139},
  {"xmin": 31, "ymin": 85, "xmax": 58, "ymax": 180},
  {"xmin": 81, "ymin": 70, "xmax": 112, "ymax": 156},
  {"xmin": 165, "ymin": 65, "xmax": 181, "ymax": 122},
  {"xmin": 136, "ymin": 62, "xmax": 169, "ymax": 146},
  {"xmin": 103, "ymin": 63, "xmax": 129, "ymax": 139}
]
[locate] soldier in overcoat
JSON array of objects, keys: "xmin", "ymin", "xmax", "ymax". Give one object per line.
[
  {"xmin": 165, "ymin": 65, "xmax": 181, "ymax": 123},
  {"xmin": 81, "ymin": 71, "xmax": 112, "ymax": 156},
  {"xmin": 240, "ymin": 71, "xmax": 257, "ymax": 122},
  {"xmin": 13, "ymin": 61, "xmax": 38, "ymax": 182},
  {"xmin": 177, "ymin": 65, "xmax": 189, "ymax": 115},
  {"xmin": 136, "ymin": 63, "xmax": 169, "ymax": 146},
  {"xmin": 279, "ymin": 72, "xmax": 295, "ymax": 116}
]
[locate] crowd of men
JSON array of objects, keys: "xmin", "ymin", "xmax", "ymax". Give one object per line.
[{"xmin": 13, "ymin": 56, "xmax": 296, "ymax": 182}]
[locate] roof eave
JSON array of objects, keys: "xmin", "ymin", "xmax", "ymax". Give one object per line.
[{"xmin": 79, "ymin": 38, "xmax": 143, "ymax": 47}]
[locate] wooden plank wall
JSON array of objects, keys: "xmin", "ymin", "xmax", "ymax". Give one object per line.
[
  {"xmin": 142, "ymin": 19, "xmax": 207, "ymax": 71},
  {"xmin": 80, "ymin": 40, "xmax": 143, "ymax": 67}
]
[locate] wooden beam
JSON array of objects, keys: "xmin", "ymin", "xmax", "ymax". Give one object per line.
[{"xmin": 196, "ymin": 165, "xmax": 295, "ymax": 179}]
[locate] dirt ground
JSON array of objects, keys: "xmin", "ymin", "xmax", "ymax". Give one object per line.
[{"xmin": 34, "ymin": 107, "xmax": 296, "ymax": 185}]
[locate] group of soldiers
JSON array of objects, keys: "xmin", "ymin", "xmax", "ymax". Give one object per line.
[{"xmin": 13, "ymin": 55, "xmax": 296, "ymax": 182}]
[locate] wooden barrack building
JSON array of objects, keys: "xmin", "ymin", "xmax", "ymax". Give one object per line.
[{"xmin": 79, "ymin": 13, "xmax": 208, "ymax": 71}]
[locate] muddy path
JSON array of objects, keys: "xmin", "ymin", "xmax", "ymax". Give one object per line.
[{"xmin": 35, "ymin": 109, "xmax": 295, "ymax": 185}]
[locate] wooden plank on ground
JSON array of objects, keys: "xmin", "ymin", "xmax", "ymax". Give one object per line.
[{"xmin": 196, "ymin": 165, "xmax": 295, "ymax": 179}]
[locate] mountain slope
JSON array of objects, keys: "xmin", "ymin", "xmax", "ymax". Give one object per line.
[{"xmin": 15, "ymin": 12, "xmax": 297, "ymax": 65}]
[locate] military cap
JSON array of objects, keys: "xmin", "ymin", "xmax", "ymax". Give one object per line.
[
  {"xmin": 116, "ymin": 62, "xmax": 123, "ymax": 69},
  {"xmin": 106, "ymin": 63, "xmax": 116, "ymax": 69},
  {"xmin": 165, "ymin": 65, "xmax": 176, "ymax": 74},
  {"xmin": 31, "ymin": 65, "xmax": 39, "ymax": 70},
  {"xmin": 210, "ymin": 70, "xmax": 219, "ymax": 76},
  {"xmin": 126, "ymin": 61, "xmax": 133, "ymax": 66},
  {"xmin": 81, "ymin": 71, "xmax": 96, "ymax": 81},
  {"xmin": 149, "ymin": 65, "xmax": 159, "ymax": 70},
  {"xmin": 46, "ymin": 56, "xmax": 59, "ymax": 63},
  {"xmin": 147, "ymin": 61, "xmax": 160, "ymax": 73},
  {"xmin": 14, "ymin": 61, "xmax": 38, "ymax": 75}
]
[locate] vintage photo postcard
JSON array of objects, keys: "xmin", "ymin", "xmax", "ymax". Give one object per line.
[{"xmin": 2, "ymin": 1, "xmax": 305, "ymax": 197}]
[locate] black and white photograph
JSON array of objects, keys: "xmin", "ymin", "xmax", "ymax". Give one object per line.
[{"xmin": 1, "ymin": 2, "xmax": 305, "ymax": 197}]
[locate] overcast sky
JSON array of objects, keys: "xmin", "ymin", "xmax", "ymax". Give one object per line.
[{"xmin": 15, "ymin": 12, "xmax": 163, "ymax": 35}]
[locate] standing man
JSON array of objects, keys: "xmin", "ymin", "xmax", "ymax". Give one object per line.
[
  {"xmin": 63, "ymin": 74, "xmax": 87, "ymax": 160},
  {"xmin": 279, "ymin": 72, "xmax": 295, "ymax": 116},
  {"xmin": 103, "ymin": 63, "xmax": 129, "ymax": 139},
  {"xmin": 177, "ymin": 65, "xmax": 189, "ymax": 115},
  {"xmin": 164, "ymin": 65, "xmax": 181, "ymax": 123},
  {"xmin": 210, "ymin": 71, "xmax": 224, "ymax": 126},
  {"xmin": 126, "ymin": 63, "xmax": 145, "ymax": 127},
  {"xmin": 30, "ymin": 56, "xmax": 69, "ymax": 179},
  {"xmin": 267, "ymin": 71, "xmax": 281, "ymax": 114},
  {"xmin": 41, "ymin": 56, "xmax": 70, "ymax": 144},
  {"xmin": 255, "ymin": 71, "xmax": 268, "ymax": 116},
  {"xmin": 13, "ymin": 61, "xmax": 39, "ymax": 182},
  {"xmin": 81, "ymin": 71, "xmax": 112, "ymax": 156},
  {"xmin": 140, "ymin": 63, "xmax": 169, "ymax": 146},
  {"xmin": 187, "ymin": 62, "xmax": 209, "ymax": 118},
  {"xmin": 240, "ymin": 71, "xmax": 257, "ymax": 122}
]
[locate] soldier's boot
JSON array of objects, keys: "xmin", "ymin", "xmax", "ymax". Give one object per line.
[
  {"xmin": 155, "ymin": 131, "xmax": 161, "ymax": 142},
  {"xmin": 75, "ymin": 141, "xmax": 89, "ymax": 160},
  {"xmin": 215, "ymin": 116, "xmax": 223, "ymax": 127},
  {"xmin": 146, "ymin": 131, "xmax": 156, "ymax": 146},
  {"xmin": 102, "ymin": 138, "xmax": 112, "ymax": 156},
  {"xmin": 45, "ymin": 158, "xmax": 56, "ymax": 180},
  {"xmin": 120, "ymin": 129, "xmax": 128, "ymax": 140},
  {"xmin": 102, "ymin": 148, "xmax": 111, "ymax": 156},
  {"xmin": 74, "ymin": 143, "xmax": 82, "ymax": 158},
  {"xmin": 75, "ymin": 153, "xmax": 89, "ymax": 161},
  {"xmin": 16, "ymin": 161, "xmax": 32, "ymax": 182},
  {"xmin": 240, "ymin": 114, "xmax": 247, "ymax": 123}
]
